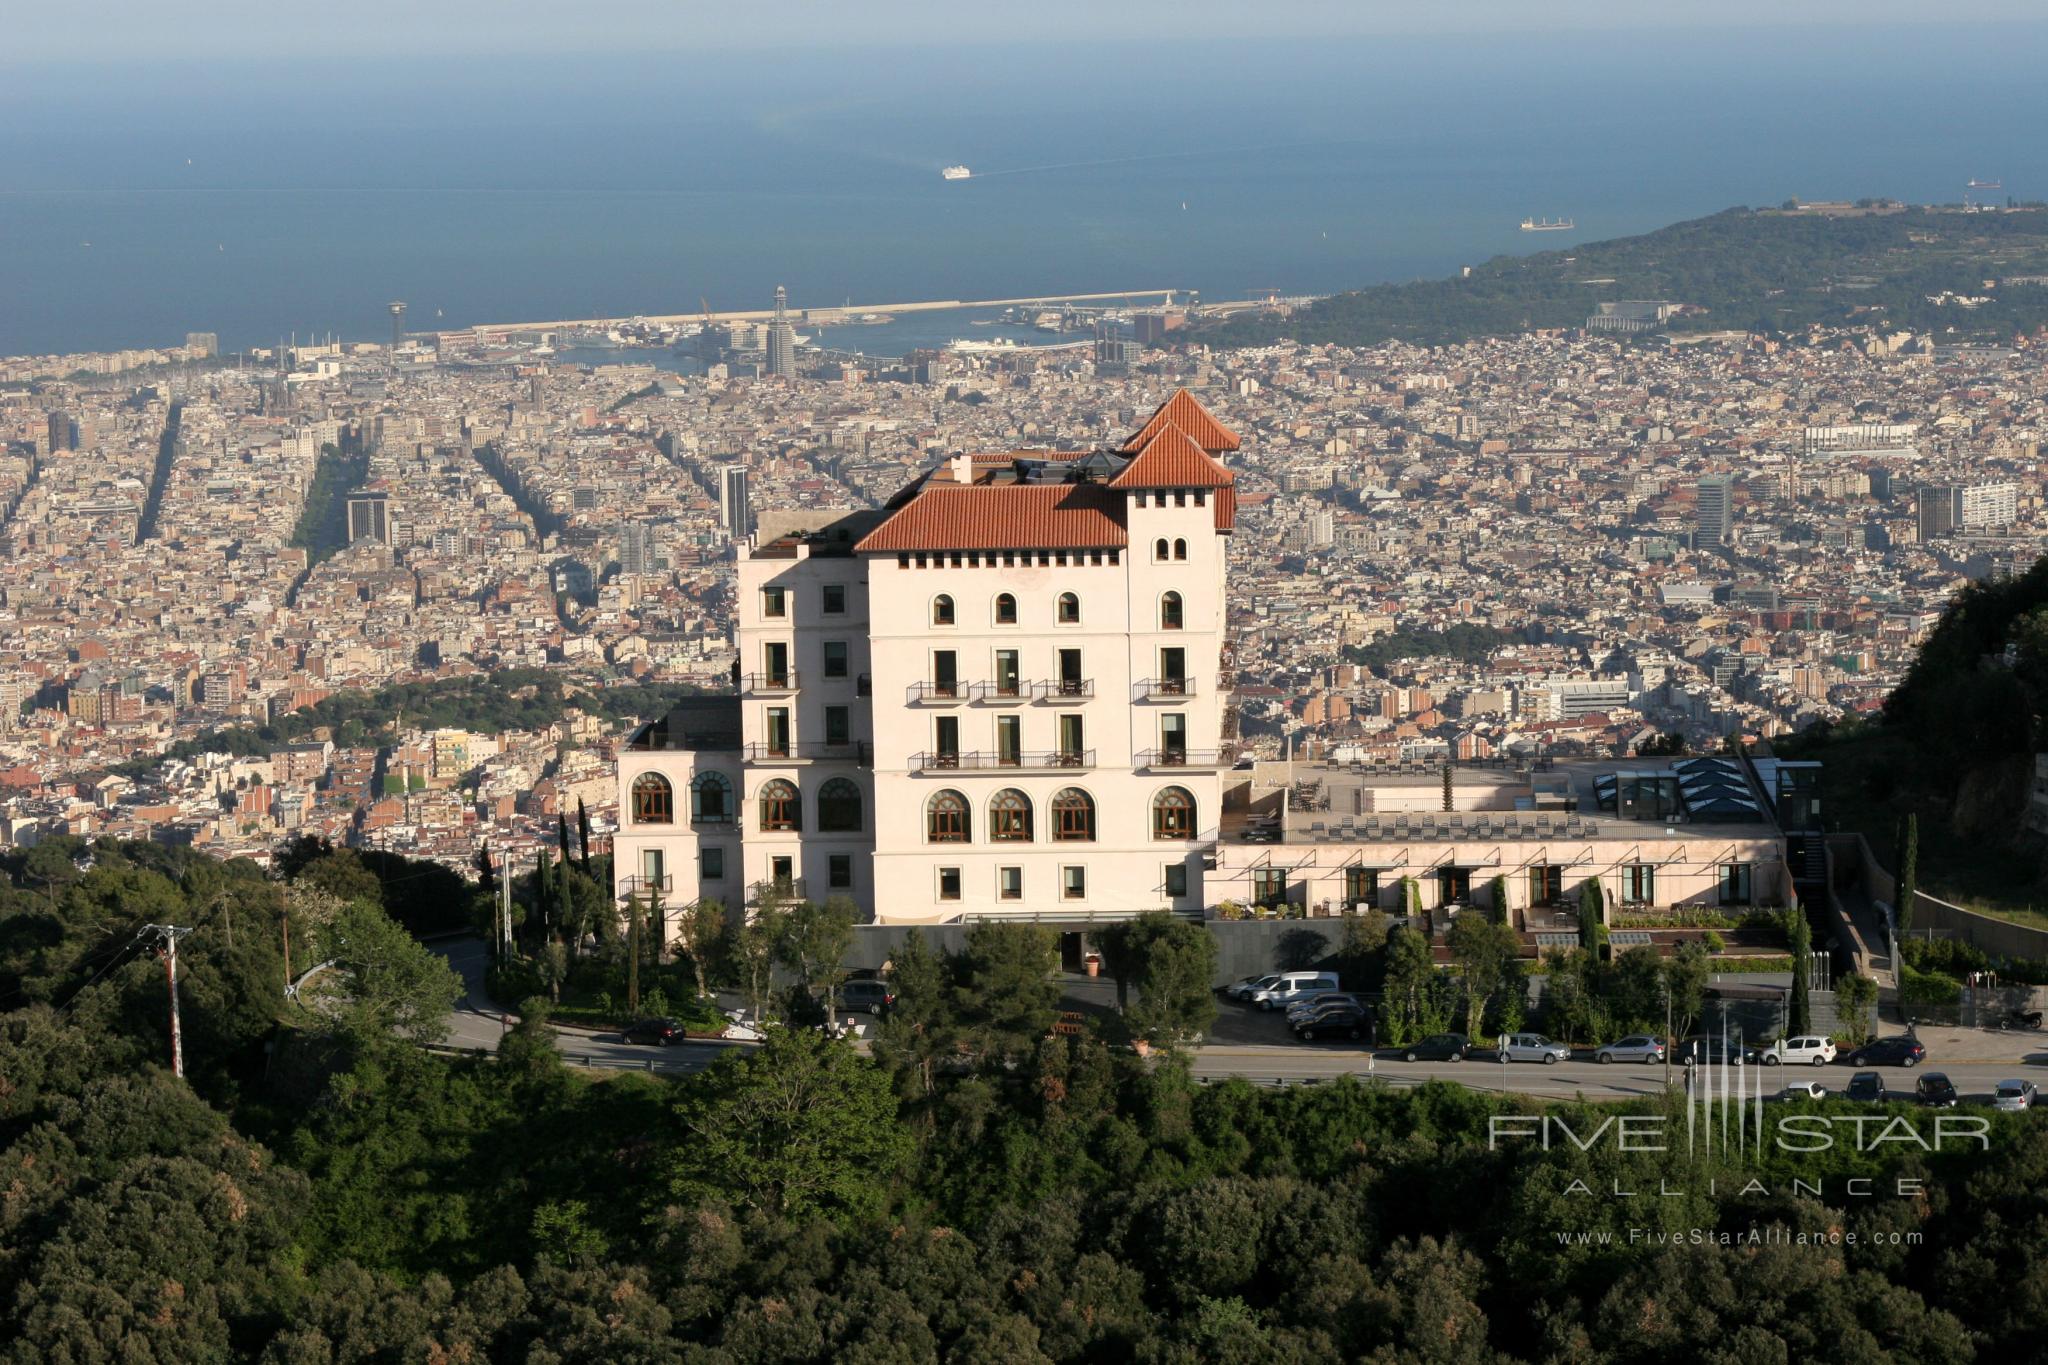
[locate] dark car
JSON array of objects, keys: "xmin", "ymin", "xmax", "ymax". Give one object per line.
[
  {"xmin": 840, "ymin": 980, "xmax": 897, "ymax": 1015},
  {"xmin": 1915, "ymin": 1072, "xmax": 1959, "ymax": 1108},
  {"xmin": 1846, "ymin": 1071, "xmax": 1887, "ymax": 1102},
  {"xmin": 622, "ymin": 1017, "xmax": 683, "ymax": 1046},
  {"xmin": 1402, "ymin": 1032, "xmax": 1472, "ymax": 1062},
  {"xmin": 1294, "ymin": 1003, "xmax": 1370, "ymax": 1042},
  {"xmin": 1847, "ymin": 1035, "xmax": 1927, "ymax": 1068},
  {"xmin": 1677, "ymin": 1036, "xmax": 1748, "ymax": 1067}
]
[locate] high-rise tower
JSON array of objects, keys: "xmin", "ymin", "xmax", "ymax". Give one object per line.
[
  {"xmin": 1695, "ymin": 473, "xmax": 1734, "ymax": 546},
  {"xmin": 388, "ymin": 301, "xmax": 407, "ymax": 352},
  {"xmin": 766, "ymin": 285, "xmax": 796, "ymax": 378},
  {"xmin": 719, "ymin": 466, "xmax": 752, "ymax": 540}
]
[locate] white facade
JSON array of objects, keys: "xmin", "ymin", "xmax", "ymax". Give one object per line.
[{"xmin": 613, "ymin": 391, "xmax": 1242, "ymax": 935}]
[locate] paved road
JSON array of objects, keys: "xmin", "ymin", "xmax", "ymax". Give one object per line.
[
  {"xmin": 433, "ymin": 936, "xmax": 744, "ymax": 1075},
  {"xmin": 430, "ymin": 940, "xmax": 2048, "ymax": 1099}
]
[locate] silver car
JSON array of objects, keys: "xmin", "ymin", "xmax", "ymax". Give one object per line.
[
  {"xmin": 1594, "ymin": 1035, "xmax": 1666, "ymax": 1064},
  {"xmin": 1993, "ymin": 1079, "xmax": 2037, "ymax": 1112},
  {"xmin": 1224, "ymin": 974, "xmax": 1280, "ymax": 1002},
  {"xmin": 1495, "ymin": 1032, "xmax": 1570, "ymax": 1064}
]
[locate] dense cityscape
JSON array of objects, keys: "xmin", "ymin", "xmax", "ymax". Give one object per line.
[{"xmin": 2, "ymin": 308, "xmax": 2039, "ymax": 880}]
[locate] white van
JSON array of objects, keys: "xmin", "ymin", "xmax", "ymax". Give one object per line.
[{"xmin": 1249, "ymin": 972, "xmax": 1340, "ymax": 1011}]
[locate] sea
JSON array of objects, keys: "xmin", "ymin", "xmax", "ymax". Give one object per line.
[{"xmin": 4, "ymin": 24, "xmax": 2048, "ymax": 359}]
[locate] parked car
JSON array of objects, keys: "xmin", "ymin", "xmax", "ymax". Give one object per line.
[
  {"xmin": 1847, "ymin": 1035, "xmax": 1926, "ymax": 1068},
  {"xmin": 622, "ymin": 1017, "xmax": 683, "ymax": 1046},
  {"xmin": 722, "ymin": 1009, "xmax": 775, "ymax": 1043},
  {"xmin": 1752, "ymin": 1036, "xmax": 1837, "ymax": 1067},
  {"xmin": 1779, "ymin": 1079, "xmax": 1830, "ymax": 1101},
  {"xmin": 1223, "ymin": 974, "xmax": 1281, "ymax": 1002},
  {"xmin": 1495, "ymin": 1033, "xmax": 1570, "ymax": 1064},
  {"xmin": 1845, "ymin": 1072, "xmax": 1887, "ymax": 1102},
  {"xmin": 1595, "ymin": 1035, "xmax": 1666, "ymax": 1064},
  {"xmin": 1286, "ymin": 991, "xmax": 1363, "ymax": 1023},
  {"xmin": 1993, "ymin": 1079, "xmax": 2038, "ymax": 1113},
  {"xmin": 1291, "ymin": 998, "xmax": 1368, "ymax": 1032},
  {"xmin": 1915, "ymin": 1073, "xmax": 1960, "ymax": 1108},
  {"xmin": 1401, "ymin": 1032, "xmax": 1472, "ymax": 1062},
  {"xmin": 1249, "ymin": 972, "xmax": 1341, "ymax": 1011},
  {"xmin": 1294, "ymin": 1003, "xmax": 1369, "ymax": 1042},
  {"xmin": 840, "ymin": 980, "xmax": 897, "ymax": 1015},
  {"xmin": 1677, "ymin": 1036, "xmax": 1748, "ymax": 1067}
]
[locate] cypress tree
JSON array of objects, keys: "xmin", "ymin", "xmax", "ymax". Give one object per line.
[
  {"xmin": 576, "ymin": 798, "xmax": 593, "ymax": 873},
  {"xmin": 1896, "ymin": 813, "xmax": 1919, "ymax": 934},
  {"xmin": 535, "ymin": 851, "xmax": 552, "ymax": 940}
]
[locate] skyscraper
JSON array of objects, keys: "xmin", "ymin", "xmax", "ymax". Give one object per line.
[
  {"xmin": 388, "ymin": 301, "xmax": 407, "ymax": 352},
  {"xmin": 1694, "ymin": 474, "xmax": 1734, "ymax": 546},
  {"xmin": 765, "ymin": 285, "xmax": 796, "ymax": 378},
  {"xmin": 347, "ymin": 489, "xmax": 392, "ymax": 545},
  {"xmin": 720, "ymin": 466, "xmax": 752, "ymax": 541}
]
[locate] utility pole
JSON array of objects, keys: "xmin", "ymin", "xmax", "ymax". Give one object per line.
[{"xmin": 139, "ymin": 924, "xmax": 194, "ymax": 1079}]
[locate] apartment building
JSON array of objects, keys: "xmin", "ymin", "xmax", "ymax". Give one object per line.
[{"xmin": 614, "ymin": 390, "xmax": 1239, "ymax": 931}]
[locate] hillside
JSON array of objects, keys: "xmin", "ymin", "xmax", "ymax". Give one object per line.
[
  {"xmin": 1206, "ymin": 204, "xmax": 2048, "ymax": 348},
  {"xmin": 1777, "ymin": 555, "xmax": 2048, "ymax": 928}
]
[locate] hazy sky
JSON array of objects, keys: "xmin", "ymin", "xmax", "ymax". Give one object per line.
[{"xmin": 6, "ymin": 0, "xmax": 2042, "ymax": 63}]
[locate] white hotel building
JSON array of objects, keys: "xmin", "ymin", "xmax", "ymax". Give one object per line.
[{"xmin": 614, "ymin": 391, "xmax": 1241, "ymax": 933}]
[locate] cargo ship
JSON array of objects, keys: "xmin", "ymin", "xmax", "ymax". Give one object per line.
[
  {"xmin": 1520, "ymin": 217, "xmax": 1575, "ymax": 232},
  {"xmin": 1968, "ymin": 178, "xmax": 2002, "ymax": 190},
  {"xmin": 941, "ymin": 165, "xmax": 972, "ymax": 180}
]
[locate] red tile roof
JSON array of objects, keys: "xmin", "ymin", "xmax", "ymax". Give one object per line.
[
  {"xmin": 855, "ymin": 483, "xmax": 1128, "ymax": 553},
  {"xmin": 1121, "ymin": 389, "xmax": 1241, "ymax": 453},
  {"xmin": 1107, "ymin": 424, "xmax": 1235, "ymax": 491}
]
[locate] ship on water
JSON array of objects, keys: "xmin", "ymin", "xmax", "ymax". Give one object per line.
[
  {"xmin": 1968, "ymin": 178, "xmax": 2002, "ymax": 189},
  {"xmin": 1520, "ymin": 217, "xmax": 1575, "ymax": 232},
  {"xmin": 941, "ymin": 165, "xmax": 971, "ymax": 180}
]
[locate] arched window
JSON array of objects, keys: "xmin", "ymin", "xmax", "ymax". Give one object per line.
[
  {"xmin": 1173, "ymin": 538, "xmax": 1188, "ymax": 561},
  {"xmin": 817, "ymin": 776, "xmax": 863, "ymax": 833},
  {"xmin": 759, "ymin": 779, "xmax": 801, "ymax": 832},
  {"xmin": 1051, "ymin": 787, "xmax": 1096, "ymax": 842},
  {"xmin": 932, "ymin": 594, "xmax": 955, "ymax": 626},
  {"xmin": 1152, "ymin": 785, "xmax": 1196, "ymax": 840},
  {"xmin": 690, "ymin": 771, "xmax": 734, "ymax": 823},
  {"xmin": 1154, "ymin": 537, "xmax": 1170, "ymax": 562},
  {"xmin": 631, "ymin": 772, "xmax": 673, "ymax": 825},
  {"xmin": 1160, "ymin": 591, "xmax": 1184, "ymax": 631},
  {"xmin": 989, "ymin": 788, "xmax": 1033, "ymax": 842},
  {"xmin": 927, "ymin": 789, "xmax": 970, "ymax": 843},
  {"xmin": 1057, "ymin": 592, "xmax": 1080, "ymax": 625},
  {"xmin": 994, "ymin": 592, "xmax": 1017, "ymax": 625}
]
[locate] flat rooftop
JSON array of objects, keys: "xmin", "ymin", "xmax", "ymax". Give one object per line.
[{"xmin": 1225, "ymin": 756, "xmax": 1784, "ymax": 846}]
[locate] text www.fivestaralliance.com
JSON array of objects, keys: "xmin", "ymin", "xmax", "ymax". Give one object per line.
[{"xmin": 1555, "ymin": 1229, "xmax": 1923, "ymax": 1247}]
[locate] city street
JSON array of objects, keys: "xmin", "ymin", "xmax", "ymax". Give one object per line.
[{"xmin": 433, "ymin": 940, "xmax": 2048, "ymax": 1100}]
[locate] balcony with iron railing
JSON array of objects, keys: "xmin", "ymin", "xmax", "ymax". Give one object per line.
[
  {"xmin": 749, "ymin": 877, "xmax": 806, "ymax": 904},
  {"xmin": 1036, "ymin": 678, "xmax": 1094, "ymax": 703},
  {"xmin": 1134, "ymin": 677, "xmax": 1195, "ymax": 701},
  {"xmin": 740, "ymin": 671, "xmax": 800, "ymax": 694},
  {"xmin": 615, "ymin": 873, "xmax": 675, "ymax": 901},
  {"xmin": 743, "ymin": 740, "xmax": 871, "ymax": 765},
  {"xmin": 969, "ymin": 679, "xmax": 1032, "ymax": 704},
  {"xmin": 906, "ymin": 680, "xmax": 966, "ymax": 704},
  {"xmin": 1134, "ymin": 747, "xmax": 1235, "ymax": 771},
  {"xmin": 909, "ymin": 748, "xmax": 1096, "ymax": 773}
]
